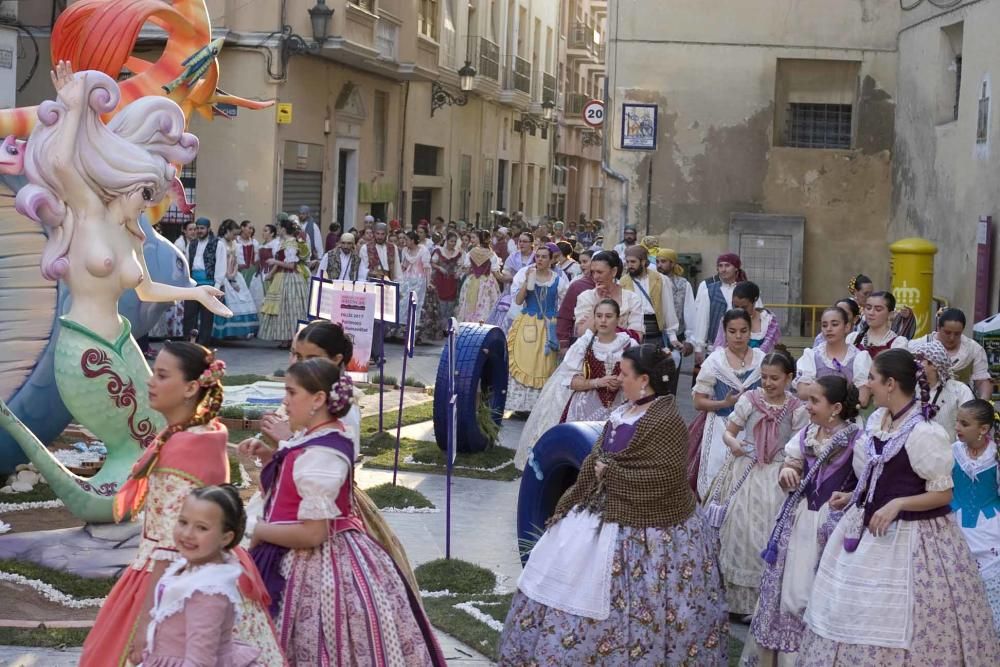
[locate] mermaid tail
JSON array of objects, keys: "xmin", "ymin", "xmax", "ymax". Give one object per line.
[{"xmin": 0, "ymin": 317, "xmax": 162, "ymax": 523}]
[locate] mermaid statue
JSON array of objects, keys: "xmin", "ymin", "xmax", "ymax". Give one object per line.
[{"xmin": 0, "ymin": 62, "xmax": 231, "ymax": 523}]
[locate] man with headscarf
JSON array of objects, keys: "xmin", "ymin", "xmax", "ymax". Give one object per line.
[
  {"xmin": 318, "ymin": 232, "xmax": 366, "ymax": 282},
  {"xmin": 692, "ymin": 252, "xmax": 748, "ymax": 366},
  {"xmin": 183, "ymin": 217, "xmax": 218, "ymax": 345},
  {"xmin": 613, "ymin": 225, "xmax": 638, "ymax": 262},
  {"xmin": 298, "ymin": 205, "xmax": 323, "ymax": 272},
  {"xmin": 359, "ymin": 221, "xmax": 400, "ymax": 282},
  {"xmin": 620, "ymin": 245, "xmax": 681, "ymax": 349},
  {"xmin": 657, "ymin": 248, "xmax": 697, "ymax": 394}
]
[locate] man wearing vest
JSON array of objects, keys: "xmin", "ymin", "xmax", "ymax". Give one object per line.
[
  {"xmin": 183, "ymin": 217, "xmax": 218, "ymax": 345},
  {"xmin": 620, "ymin": 245, "xmax": 681, "ymax": 352},
  {"xmin": 298, "ymin": 205, "xmax": 323, "ymax": 273},
  {"xmin": 360, "ymin": 222, "xmax": 399, "ymax": 281},
  {"xmin": 318, "ymin": 232, "xmax": 366, "ymax": 282},
  {"xmin": 656, "ymin": 248, "xmax": 697, "ymax": 395},
  {"xmin": 692, "ymin": 252, "xmax": 748, "ymax": 368}
]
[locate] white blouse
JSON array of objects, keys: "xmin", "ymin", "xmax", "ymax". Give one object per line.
[
  {"xmin": 574, "ymin": 288, "xmax": 644, "ymax": 334},
  {"xmin": 854, "ymin": 408, "xmax": 954, "ymax": 493},
  {"xmin": 928, "ymin": 379, "xmax": 975, "ymax": 442},
  {"xmin": 796, "ymin": 344, "xmax": 872, "ymax": 389},
  {"xmin": 559, "ymin": 331, "xmax": 635, "ymax": 388},
  {"xmin": 846, "ymin": 330, "xmax": 909, "ymax": 351},
  {"xmin": 279, "ymin": 426, "xmax": 352, "ymax": 520}
]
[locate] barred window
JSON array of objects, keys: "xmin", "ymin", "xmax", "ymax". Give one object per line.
[{"xmin": 785, "ymin": 103, "xmax": 852, "ymax": 150}]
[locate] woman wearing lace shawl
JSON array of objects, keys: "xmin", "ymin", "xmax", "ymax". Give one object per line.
[
  {"xmin": 500, "ymin": 344, "xmax": 729, "ymax": 665},
  {"xmin": 797, "ymin": 349, "xmax": 999, "ymax": 665},
  {"xmin": 739, "ymin": 376, "xmax": 861, "ymax": 666}
]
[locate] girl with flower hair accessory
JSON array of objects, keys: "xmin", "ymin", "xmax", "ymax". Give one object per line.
[
  {"xmin": 709, "ymin": 347, "xmax": 809, "ymax": 616},
  {"xmin": 912, "ymin": 338, "xmax": 974, "ymax": 441},
  {"xmin": 951, "ymin": 398, "xmax": 1000, "ymax": 636},
  {"xmin": 249, "ymin": 358, "xmax": 444, "ymax": 665},
  {"xmin": 796, "ymin": 349, "xmax": 999, "ymax": 665},
  {"xmin": 739, "ymin": 376, "xmax": 862, "ymax": 666},
  {"xmin": 82, "ymin": 342, "xmax": 283, "ymax": 666}
]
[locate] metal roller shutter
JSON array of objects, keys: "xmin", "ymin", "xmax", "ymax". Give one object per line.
[{"xmin": 281, "ymin": 170, "xmax": 322, "ymax": 215}]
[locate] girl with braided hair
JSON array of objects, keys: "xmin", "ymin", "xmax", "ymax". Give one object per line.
[
  {"xmin": 249, "ymin": 359, "xmax": 444, "ymax": 666},
  {"xmin": 846, "ymin": 291, "xmax": 909, "ymax": 358},
  {"xmin": 709, "ymin": 347, "xmax": 809, "ymax": 617},
  {"xmin": 797, "ymin": 349, "xmax": 999, "ymax": 665},
  {"xmin": 501, "ymin": 344, "xmax": 729, "ymax": 665},
  {"xmin": 514, "ymin": 299, "xmax": 636, "ymax": 470},
  {"xmin": 82, "ymin": 342, "xmax": 283, "ymax": 666},
  {"xmin": 952, "ymin": 399, "xmax": 1000, "ymax": 636},
  {"xmin": 739, "ymin": 376, "xmax": 862, "ymax": 666},
  {"xmin": 912, "ymin": 338, "xmax": 974, "ymax": 442}
]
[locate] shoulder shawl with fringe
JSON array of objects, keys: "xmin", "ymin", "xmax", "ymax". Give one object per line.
[{"xmin": 550, "ymin": 395, "xmax": 696, "ymax": 529}]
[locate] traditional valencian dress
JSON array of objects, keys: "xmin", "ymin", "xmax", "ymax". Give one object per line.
[
  {"xmin": 456, "ymin": 247, "xmax": 501, "ymax": 323},
  {"xmin": 431, "ymin": 246, "xmax": 463, "ymax": 337},
  {"xmin": 506, "ymin": 270, "xmax": 568, "ymax": 412},
  {"xmin": 80, "ymin": 423, "xmax": 284, "ymax": 667},
  {"xmin": 951, "ymin": 440, "xmax": 1000, "ymax": 635},
  {"xmin": 847, "ymin": 328, "xmax": 908, "ymax": 358},
  {"xmin": 399, "ymin": 244, "xmax": 432, "ymax": 340},
  {"xmin": 798, "ymin": 405, "xmax": 1000, "ymax": 665},
  {"xmin": 708, "ymin": 390, "xmax": 808, "ymax": 615},
  {"xmin": 740, "ymin": 423, "xmax": 861, "ymax": 666},
  {"xmin": 500, "ymin": 396, "xmax": 730, "ymax": 664},
  {"xmin": 712, "ymin": 308, "xmax": 782, "ymax": 352},
  {"xmin": 514, "ymin": 329, "xmax": 636, "ymax": 470},
  {"xmin": 796, "ymin": 342, "xmax": 871, "ymax": 389},
  {"xmin": 213, "ymin": 238, "xmax": 260, "ymax": 339},
  {"xmin": 250, "ymin": 425, "xmax": 445, "ymax": 666},
  {"xmin": 688, "ymin": 347, "xmax": 765, "ymax": 499},
  {"xmin": 143, "ymin": 556, "xmax": 262, "ymax": 666},
  {"xmin": 258, "ymin": 237, "xmax": 310, "ymax": 342}
]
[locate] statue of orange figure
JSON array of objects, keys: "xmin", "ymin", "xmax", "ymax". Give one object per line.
[{"xmin": 0, "ymin": 0, "xmax": 273, "ymax": 524}]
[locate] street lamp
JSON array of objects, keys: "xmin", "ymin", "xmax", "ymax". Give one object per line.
[
  {"xmin": 309, "ymin": 0, "xmax": 334, "ymax": 45},
  {"xmin": 458, "ymin": 60, "xmax": 477, "ymax": 92},
  {"xmin": 541, "ymin": 99, "xmax": 555, "ymax": 122}
]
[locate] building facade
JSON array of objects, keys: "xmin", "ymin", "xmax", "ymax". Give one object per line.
[
  {"xmin": 17, "ymin": 0, "xmax": 558, "ymax": 235},
  {"xmin": 893, "ymin": 0, "xmax": 1000, "ymax": 319},
  {"xmin": 551, "ymin": 0, "xmax": 606, "ymax": 225},
  {"xmin": 603, "ymin": 0, "xmax": 899, "ymax": 320}
]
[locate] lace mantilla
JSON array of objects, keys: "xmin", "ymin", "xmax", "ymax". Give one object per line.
[{"xmin": 148, "ymin": 557, "xmax": 242, "ymax": 634}]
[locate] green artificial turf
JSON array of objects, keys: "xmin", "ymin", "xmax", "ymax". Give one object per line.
[
  {"xmin": 363, "ymin": 438, "xmax": 519, "ymax": 481},
  {"xmin": 0, "ymin": 559, "xmax": 117, "ymax": 599},
  {"xmin": 364, "ymin": 482, "xmax": 435, "ymax": 509}
]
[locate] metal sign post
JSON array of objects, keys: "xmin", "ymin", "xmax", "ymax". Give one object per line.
[{"xmin": 391, "ymin": 292, "xmax": 417, "ymax": 486}]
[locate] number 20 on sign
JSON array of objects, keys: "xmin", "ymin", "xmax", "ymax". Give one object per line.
[{"xmin": 582, "ymin": 99, "xmax": 605, "ymax": 128}]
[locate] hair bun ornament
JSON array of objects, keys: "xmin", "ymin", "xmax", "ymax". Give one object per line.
[
  {"xmin": 198, "ymin": 358, "xmax": 226, "ymax": 387},
  {"xmin": 327, "ymin": 374, "xmax": 354, "ymax": 414}
]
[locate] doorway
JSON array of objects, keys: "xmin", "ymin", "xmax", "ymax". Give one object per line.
[
  {"xmin": 497, "ymin": 159, "xmax": 508, "ymax": 214},
  {"xmin": 729, "ymin": 214, "xmax": 804, "ymax": 335},
  {"xmin": 334, "ymin": 140, "xmax": 359, "ymax": 231},
  {"xmin": 411, "ymin": 189, "xmax": 433, "ymax": 225}
]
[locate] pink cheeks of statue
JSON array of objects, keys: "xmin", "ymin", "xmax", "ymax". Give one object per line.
[{"xmin": 0, "ymin": 136, "xmax": 26, "ymax": 175}]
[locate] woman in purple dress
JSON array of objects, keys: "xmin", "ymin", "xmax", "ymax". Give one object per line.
[{"xmin": 500, "ymin": 344, "xmax": 729, "ymax": 665}]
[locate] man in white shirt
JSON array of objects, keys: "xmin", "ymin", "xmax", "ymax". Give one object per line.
[
  {"xmin": 359, "ymin": 222, "xmax": 399, "ymax": 281},
  {"xmin": 318, "ymin": 232, "xmax": 366, "ymax": 282},
  {"xmin": 620, "ymin": 246, "xmax": 681, "ymax": 349},
  {"xmin": 298, "ymin": 205, "xmax": 324, "ymax": 272},
  {"xmin": 613, "ymin": 225, "xmax": 638, "ymax": 262},
  {"xmin": 183, "ymin": 217, "xmax": 217, "ymax": 345},
  {"xmin": 692, "ymin": 252, "xmax": 747, "ymax": 366},
  {"xmin": 657, "ymin": 248, "xmax": 697, "ymax": 394}
]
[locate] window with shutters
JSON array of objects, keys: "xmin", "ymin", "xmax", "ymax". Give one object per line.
[
  {"xmin": 419, "ymin": 0, "xmax": 438, "ymax": 40},
  {"xmin": 413, "ymin": 144, "xmax": 441, "ymax": 176},
  {"xmin": 459, "ymin": 154, "xmax": 472, "ymax": 221}
]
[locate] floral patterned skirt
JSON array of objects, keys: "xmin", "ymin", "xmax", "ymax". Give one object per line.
[
  {"xmin": 798, "ymin": 516, "xmax": 1000, "ymax": 666},
  {"xmin": 277, "ymin": 528, "xmax": 444, "ymax": 667},
  {"xmin": 499, "ymin": 511, "xmax": 730, "ymax": 666}
]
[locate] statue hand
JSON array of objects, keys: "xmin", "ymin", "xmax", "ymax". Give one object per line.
[
  {"xmin": 195, "ymin": 285, "xmax": 232, "ymax": 317},
  {"xmin": 51, "ymin": 61, "xmax": 83, "ymax": 101}
]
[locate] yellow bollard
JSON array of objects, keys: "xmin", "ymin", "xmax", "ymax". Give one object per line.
[{"xmin": 889, "ymin": 238, "xmax": 937, "ymax": 338}]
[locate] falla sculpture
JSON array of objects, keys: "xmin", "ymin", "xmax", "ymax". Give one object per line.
[{"xmin": 0, "ymin": 62, "xmax": 232, "ymax": 522}]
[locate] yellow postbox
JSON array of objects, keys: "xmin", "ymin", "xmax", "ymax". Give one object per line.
[{"xmin": 889, "ymin": 238, "xmax": 937, "ymax": 338}]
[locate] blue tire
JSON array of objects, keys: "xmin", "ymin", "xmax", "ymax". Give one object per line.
[
  {"xmin": 434, "ymin": 323, "xmax": 508, "ymax": 453},
  {"xmin": 516, "ymin": 421, "xmax": 603, "ymax": 564}
]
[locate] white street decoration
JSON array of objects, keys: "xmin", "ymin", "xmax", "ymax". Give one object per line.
[
  {"xmin": 0, "ymin": 571, "xmax": 105, "ymax": 608},
  {"xmin": 0, "ymin": 499, "xmax": 65, "ymax": 514},
  {"xmin": 454, "ymin": 601, "xmax": 505, "ymax": 632}
]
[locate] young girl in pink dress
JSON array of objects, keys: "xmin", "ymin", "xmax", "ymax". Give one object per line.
[
  {"xmin": 143, "ymin": 485, "xmax": 261, "ymax": 666},
  {"xmin": 250, "ymin": 358, "xmax": 445, "ymax": 666}
]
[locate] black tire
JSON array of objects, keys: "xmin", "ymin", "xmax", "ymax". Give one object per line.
[
  {"xmin": 516, "ymin": 421, "xmax": 603, "ymax": 564},
  {"xmin": 434, "ymin": 323, "xmax": 508, "ymax": 453}
]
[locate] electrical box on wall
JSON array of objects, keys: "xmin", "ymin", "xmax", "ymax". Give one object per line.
[{"xmin": 0, "ymin": 25, "xmax": 15, "ymax": 110}]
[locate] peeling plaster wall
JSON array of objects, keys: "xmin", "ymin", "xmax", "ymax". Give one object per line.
[
  {"xmin": 605, "ymin": 0, "xmax": 898, "ymax": 306},
  {"xmin": 893, "ymin": 1, "xmax": 1000, "ymax": 317}
]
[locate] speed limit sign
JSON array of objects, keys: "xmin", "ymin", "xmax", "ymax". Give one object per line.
[{"xmin": 582, "ymin": 99, "xmax": 605, "ymax": 128}]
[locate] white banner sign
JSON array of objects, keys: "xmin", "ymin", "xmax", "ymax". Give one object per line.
[{"xmin": 309, "ymin": 277, "xmax": 399, "ymax": 324}]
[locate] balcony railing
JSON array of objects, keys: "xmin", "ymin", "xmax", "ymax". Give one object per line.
[
  {"xmin": 566, "ymin": 92, "xmax": 589, "ymax": 115},
  {"xmin": 503, "ymin": 55, "xmax": 531, "ymax": 94},
  {"xmin": 569, "ymin": 22, "xmax": 595, "ymax": 52},
  {"xmin": 468, "ymin": 36, "xmax": 500, "ymax": 81}
]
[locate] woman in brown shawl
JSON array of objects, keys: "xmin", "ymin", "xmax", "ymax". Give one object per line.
[{"xmin": 500, "ymin": 344, "xmax": 729, "ymax": 665}]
